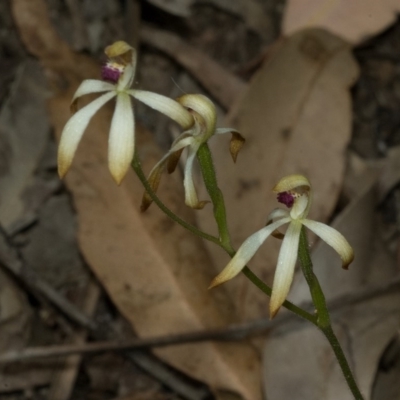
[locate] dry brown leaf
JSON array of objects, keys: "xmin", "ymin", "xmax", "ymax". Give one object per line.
[
  {"xmin": 50, "ymin": 94, "xmax": 261, "ymax": 399},
  {"xmin": 12, "ymin": 0, "xmax": 262, "ymax": 398},
  {"xmin": 264, "ymin": 164, "xmax": 400, "ymax": 399},
  {"xmin": 283, "ymin": 0, "xmax": 400, "ymax": 45},
  {"xmin": 197, "ymin": 28, "xmax": 359, "ymax": 322}
]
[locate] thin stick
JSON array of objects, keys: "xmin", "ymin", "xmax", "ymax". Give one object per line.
[
  {"xmin": 0, "ymin": 321, "xmax": 274, "ymax": 364},
  {"xmin": 2, "ymin": 274, "xmax": 400, "ymax": 365}
]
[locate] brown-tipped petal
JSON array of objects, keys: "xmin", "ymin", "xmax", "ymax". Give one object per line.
[
  {"xmin": 301, "ymin": 219, "xmax": 355, "ymax": 269},
  {"xmin": 167, "ymin": 148, "xmax": 184, "ymax": 174},
  {"xmin": 141, "ymin": 160, "xmax": 167, "ymax": 212},
  {"xmin": 166, "ymin": 134, "xmax": 195, "ymax": 173},
  {"xmin": 215, "ymin": 128, "xmax": 245, "ymax": 162},
  {"xmin": 142, "ymin": 136, "xmax": 194, "ymax": 211},
  {"xmin": 192, "ymin": 200, "xmax": 210, "ymax": 210},
  {"xmin": 229, "ymin": 132, "xmax": 245, "ymax": 163}
]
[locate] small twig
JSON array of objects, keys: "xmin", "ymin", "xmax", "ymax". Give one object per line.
[
  {"xmin": 2, "ymin": 274, "xmax": 400, "ymax": 365},
  {"xmin": 0, "ymin": 320, "xmax": 273, "ymax": 364}
]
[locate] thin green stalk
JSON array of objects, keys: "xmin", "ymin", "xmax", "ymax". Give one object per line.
[
  {"xmin": 196, "ymin": 143, "xmax": 232, "ymax": 248},
  {"xmin": 298, "ymin": 227, "xmax": 364, "ymax": 400},
  {"xmin": 131, "ymin": 154, "xmax": 220, "ymax": 246}
]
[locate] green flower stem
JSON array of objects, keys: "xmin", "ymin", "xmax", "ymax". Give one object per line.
[
  {"xmin": 195, "ymin": 143, "xmax": 316, "ymax": 324},
  {"xmin": 196, "ymin": 143, "xmax": 232, "ymax": 248},
  {"xmin": 298, "ymin": 227, "xmax": 364, "ymax": 400},
  {"xmin": 131, "ymin": 154, "xmax": 220, "ymax": 246}
]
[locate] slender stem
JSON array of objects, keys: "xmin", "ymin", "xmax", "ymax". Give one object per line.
[
  {"xmin": 298, "ymin": 228, "xmax": 330, "ymax": 327},
  {"xmin": 132, "ymin": 154, "xmax": 220, "ymax": 246},
  {"xmin": 196, "ymin": 143, "xmax": 232, "ymax": 248},
  {"xmin": 298, "ymin": 227, "xmax": 364, "ymax": 400}
]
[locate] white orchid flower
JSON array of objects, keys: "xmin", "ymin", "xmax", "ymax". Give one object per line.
[
  {"xmin": 58, "ymin": 41, "xmax": 194, "ymax": 184},
  {"xmin": 141, "ymin": 94, "xmax": 245, "ymax": 210},
  {"xmin": 209, "ymin": 174, "xmax": 354, "ymax": 318}
]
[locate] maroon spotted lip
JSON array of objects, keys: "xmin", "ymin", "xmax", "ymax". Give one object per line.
[
  {"xmin": 101, "ymin": 64, "xmax": 122, "ymax": 83},
  {"xmin": 277, "ymin": 191, "xmax": 294, "ymax": 208}
]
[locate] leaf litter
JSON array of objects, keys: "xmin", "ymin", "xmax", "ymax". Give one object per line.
[
  {"xmin": 11, "ymin": 0, "xmax": 262, "ymax": 398},
  {"xmin": 5, "ymin": 0, "xmax": 397, "ymax": 399}
]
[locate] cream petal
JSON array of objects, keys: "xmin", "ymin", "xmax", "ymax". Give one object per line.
[
  {"xmin": 270, "ymin": 220, "xmax": 302, "ymax": 318},
  {"xmin": 117, "ymin": 63, "xmax": 135, "ymax": 90},
  {"xmin": 183, "ymin": 144, "xmax": 202, "ymax": 208},
  {"xmin": 209, "ymin": 218, "xmax": 291, "ymax": 288},
  {"xmin": 266, "ymin": 208, "xmax": 290, "ymax": 224},
  {"xmin": 302, "ymin": 219, "xmax": 354, "ymax": 269},
  {"xmin": 129, "ymin": 90, "xmax": 194, "ymax": 129},
  {"xmin": 141, "ymin": 136, "xmax": 196, "ymax": 211},
  {"xmin": 266, "ymin": 208, "xmax": 290, "ymax": 239},
  {"xmin": 108, "ymin": 93, "xmax": 134, "ymax": 184},
  {"xmin": 290, "ymin": 193, "xmax": 309, "ymax": 219},
  {"xmin": 273, "ymin": 174, "xmax": 311, "ymax": 193},
  {"xmin": 71, "ymin": 80, "xmax": 115, "ymax": 104},
  {"xmin": 177, "ymin": 94, "xmax": 216, "ymax": 136},
  {"xmin": 58, "ymin": 91, "xmax": 116, "ymax": 178}
]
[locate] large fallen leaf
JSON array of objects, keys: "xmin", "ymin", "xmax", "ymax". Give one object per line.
[
  {"xmin": 12, "ymin": 0, "xmax": 262, "ymax": 398},
  {"xmin": 198, "ymin": 28, "xmax": 359, "ymax": 322},
  {"xmin": 264, "ymin": 163, "xmax": 400, "ymax": 399},
  {"xmin": 283, "ymin": 0, "xmax": 400, "ymax": 45}
]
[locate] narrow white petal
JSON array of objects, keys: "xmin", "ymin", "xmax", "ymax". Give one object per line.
[
  {"xmin": 108, "ymin": 93, "xmax": 134, "ymax": 184},
  {"xmin": 58, "ymin": 91, "xmax": 116, "ymax": 177},
  {"xmin": 72, "ymin": 80, "xmax": 115, "ymax": 104},
  {"xmin": 147, "ymin": 136, "xmax": 194, "ymax": 181},
  {"xmin": 209, "ymin": 218, "xmax": 290, "ymax": 288},
  {"xmin": 270, "ymin": 220, "xmax": 302, "ymax": 317},
  {"xmin": 129, "ymin": 90, "xmax": 193, "ymax": 129},
  {"xmin": 302, "ymin": 219, "xmax": 354, "ymax": 269},
  {"xmin": 266, "ymin": 208, "xmax": 290, "ymax": 224},
  {"xmin": 183, "ymin": 145, "xmax": 201, "ymax": 208},
  {"xmin": 170, "ymin": 135, "xmax": 196, "ymax": 151}
]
